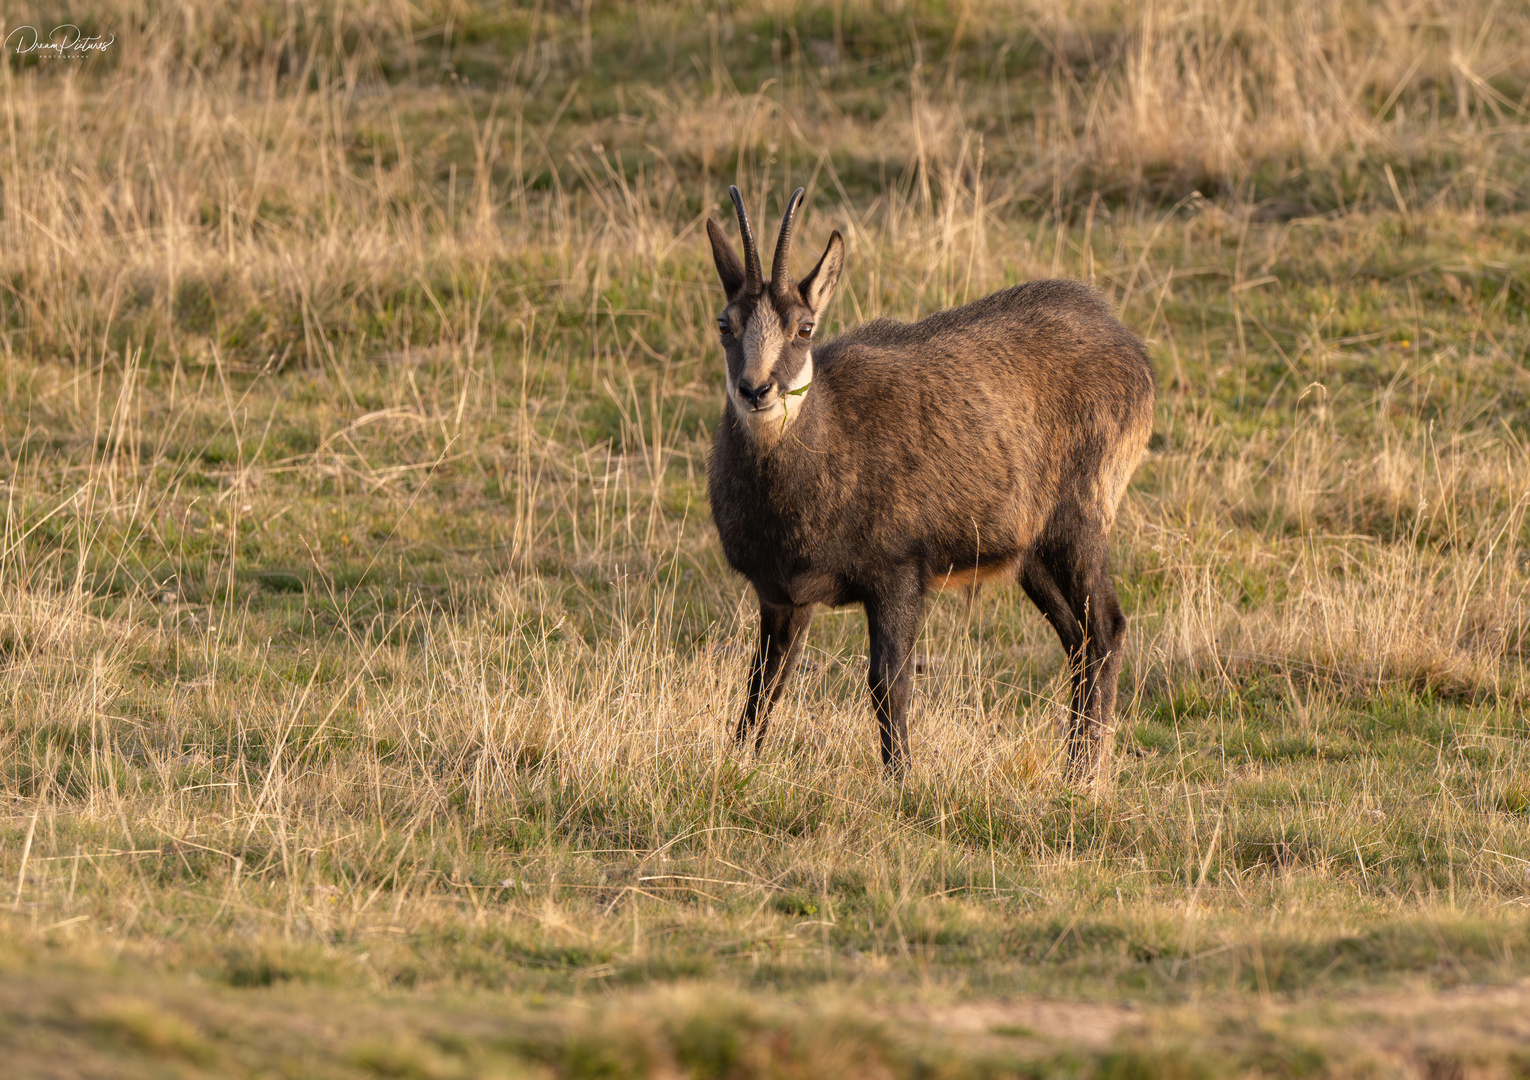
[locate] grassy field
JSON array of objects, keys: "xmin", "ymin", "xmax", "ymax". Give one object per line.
[{"xmin": 2, "ymin": 0, "xmax": 1529, "ymax": 1075}]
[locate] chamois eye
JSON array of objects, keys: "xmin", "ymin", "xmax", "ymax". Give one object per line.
[{"xmin": 798, "ymin": 321, "xmax": 814, "ymax": 340}]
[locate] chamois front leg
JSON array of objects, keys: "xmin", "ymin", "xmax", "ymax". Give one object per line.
[
  {"xmin": 734, "ymin": 596, "xmax": 815, "ymax": 753},
  {"xmin": 864, "ymin": 571, "xmax": 924, "ymax": 773}
]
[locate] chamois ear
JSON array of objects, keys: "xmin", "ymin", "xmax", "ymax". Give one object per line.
[
  {"xmin": 797, "ymin": 230, "xmax": 844, "ymax": 321},
  {"xmin": 707, "ymin": 218, "xmax": 746, "ymax": 301}
]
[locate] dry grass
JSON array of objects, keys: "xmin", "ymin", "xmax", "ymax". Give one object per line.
[{"xmin": 1, "ymin": 1, "xmax": 1529, "ymax": 1075}]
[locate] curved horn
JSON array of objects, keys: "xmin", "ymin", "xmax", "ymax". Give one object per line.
[
  {"xmin": 770, "ymin": 188, "xmax": 806, "ymax": 298},
  {"xmin": 728, "ymin": 186, "xmax": 763, "ymax": 295}
]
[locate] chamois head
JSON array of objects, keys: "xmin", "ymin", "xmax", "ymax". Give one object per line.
[{"xmin": 707, "ymin": 186, "xmax": 844, "ymax": 441}]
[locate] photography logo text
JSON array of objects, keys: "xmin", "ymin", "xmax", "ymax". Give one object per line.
[{"xmin": 6, "ymin": 25, "xmax": 114, "ymax": 60}]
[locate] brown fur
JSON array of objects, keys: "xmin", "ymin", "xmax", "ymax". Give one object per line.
[
  {"xmin": 707, "ymin": 188, "xmax": 1155, "ymax": 783},
  {"xmin": 930, "ymin": 558, "xmax": 1025, "ymax": 593}
]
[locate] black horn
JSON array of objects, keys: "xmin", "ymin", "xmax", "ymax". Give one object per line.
[
  {"xmin": 729, "ymin": 186, "xmax": 763, "ymax": 295},
  {"xmin": 770, "ymin": 188, "xmax": 806, "ymax": 298}
]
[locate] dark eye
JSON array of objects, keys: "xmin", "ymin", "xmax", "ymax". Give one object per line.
[
  {"xmin": 798, "ymin": 321, "xmax": 814, "ymax": 340},
  {"xmin": 718, "ymin": 318, "xmax": 731, "ymax": 339}
]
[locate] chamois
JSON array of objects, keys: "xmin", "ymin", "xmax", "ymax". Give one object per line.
[{"xmin": 705, "ymin": 187, "xmax": 1155, "ymax": 784}]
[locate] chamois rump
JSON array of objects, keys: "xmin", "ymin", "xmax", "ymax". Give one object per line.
[{"xmin": 705, "ymin": 186, "xmax": 1155, "ymax": 785}]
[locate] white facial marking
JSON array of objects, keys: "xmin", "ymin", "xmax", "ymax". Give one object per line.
[
  {"xmin": 728, "ymin": 306, "xmax": 814, "ymax": 441},
  {"xmin": 729, "ymin": 308, "xmax": 782, "ymax": 426},
  {"xmin": 732, "ymin": 350, "xmax": 813, "ymax": 441},
  {"xmin": 780, "ymin": 352, "xmax": 813, "ymax": 424},
  {"xmin": 742, "ymin": 309, "xmax": 785, "ymax": 389}
]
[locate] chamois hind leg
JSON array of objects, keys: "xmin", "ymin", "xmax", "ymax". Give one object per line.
[
  {"xmin": 1020, "ymin": 553, "xmax": 1087, "ymax": 766},
  {"xmin": 1023, "ymin": 538, "xmax": 1125, "ymax": 788},
  {"xmin": 864, "ymin": 569, "xmax": 923, "ymax": 772},
  {"xmin": 735, "ymin": 595, "xmax": 815, "ymax": 753},
  {"xmin": 1059, "ymin": 537, "xmax": 1126, "ymax": 788}
]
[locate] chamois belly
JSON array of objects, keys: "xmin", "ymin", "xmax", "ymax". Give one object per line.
[
  {"xmin": 912, "ymin": 484, "xmax": 1039, "ymax": 594},
  {"xmin": 755, "ymin": 569, "xmax": 844, "ymax": 608},
  {"xmin": 927, "ymin": 554, "xmax": 1023, "ymax": 592},
  {"xmin": 921, "ymin": 523, "xmax": 1031, "ymax": 592}
]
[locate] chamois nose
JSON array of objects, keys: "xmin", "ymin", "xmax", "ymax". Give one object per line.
[{"xmin": 737, "ymin": 379, "xmax": 775, "ymax": 409}]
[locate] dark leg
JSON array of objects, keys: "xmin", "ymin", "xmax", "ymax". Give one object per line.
[
  {"xmin": 1020, "ymin": 557, "xmax": 1085, "ymax": 658},
  {"xmin": 1061, "ymin": 539, "xmax": 1126, "ymax": 787},
  {"xmin": 1073, "ymin": 566, "xmax": 1127, "ymax": 788},
  {"xmin": 1022, "ymin": 540, "xmax": 1126, "ymax": 788},
  {"xmin": 864, "ymin": 570, "xmax": 923, "ymax": 772},
  {"xmin": 734, "ymin": 595, "xmax": 815, "ymax": 753},
  {"xmin": 1022, "ymin": 554, "xmax": 1089, "ymax": 768}
]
